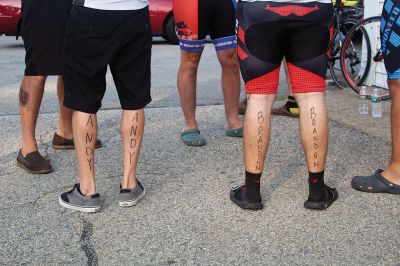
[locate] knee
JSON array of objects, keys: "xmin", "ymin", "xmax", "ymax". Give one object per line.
[
  {"xmin": 32, "ymin": 76, "xmax": 47, "ymax": 83},
  {"xmin": 180, "ymin": 53, "xmax": 201, "ymax": 72},
  {"xmin": 388, "ymin": 80, "xmax": 400, "ymax": 96},
  {"xmin": 294, "ymin": 92, "xmax": 325, "ymax": 105},
  {"xmin": 248, "ymin": 94, "xmax": 276, "ymax": 105},
  {"xmin": 219, "ymin": 51, "xmax": 240, "ymax": 70},
  {"xmin": 25, "ymin": 76, "xmax": 47, "ymax": 87}
]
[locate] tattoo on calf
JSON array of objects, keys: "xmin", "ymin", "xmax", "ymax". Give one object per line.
[
  {"xmin": 129, "ymin": 113, "xmax": 139, "ymax": 165},
  {"xmin": 256, "ymin": 111, "xmax": 264, "ymax": 171},
  {"xmin": 19, "ymin": 87, "xmax": 29, "ymax": 106},
  {"xmin": 85, "ymin": 115, "xmax": 94, "ymax": 171},
  {"xmin": 310, "ymin": 107, "xmax": 319, "ymax": 168}
]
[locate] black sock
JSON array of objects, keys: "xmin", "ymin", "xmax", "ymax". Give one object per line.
[
  {"xmin": 284, "ymin": 96, "xmax": 299, "ymax": 109},
  {"xmin": 308, "ymin": 171, "xmax": 329, "ymax": 201},
  {"xmin": 244, "ymin": 171, "xmax": 261, "ymax": 202}
]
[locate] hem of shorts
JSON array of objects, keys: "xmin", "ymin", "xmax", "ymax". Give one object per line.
[
  {"xmin": 388, "ymin": 76, "xmax": 400, "ymax": 81},
  {"xmin": 63, "ymin": 102, "xmax": 99, "ymax": 115},
  {"xmin": 24, "ymin": 71, "xmax": 62, "ymax": 77},
  {"xmin": 121, "ymin": 97, "xmax": 152, "ymax": 111},
  {"xmin": 292, "ymin": 88, "xmax": 326, "ymax": 93},
  {"xmin": 245, "ymin": 89, "xmax": 326, "ymax": 94}
]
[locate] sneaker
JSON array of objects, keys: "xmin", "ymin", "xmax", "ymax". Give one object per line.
[
  {"xmin": 52, "ymin": 133, "xmax": 102, "ymax": 150},
  {"xmin": 16, "ymin": 149, "xmax": 52, "ymax": 174},
  {"xmin": 119, "ymin": 181, "xmax": 146, "ymax": 207},
  {"xmin": 271, "ymin": 105, "xmax": 300, "ymax": 118},
  {"xmin": 59, "ymin": 184, "xmax": 101, "ymax": 213},
  {"xmin": 230, "ymin": 185, "xmax": 263, "ymax": 210}
]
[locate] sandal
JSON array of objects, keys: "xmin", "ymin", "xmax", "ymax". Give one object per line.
[
  {"xmin": 230, "ymin": 185, "xmax": 263, "ymax": 210},
  {"xmin": 181, "ymin": 129, "xmax": 206, "ymax": 146},
  {"xmin": 352, "ymin": 169, "xmax": 400, "ymax": 194},
  {"xmin": 304, "ymin": 185, "xmax": 338, "ymax": 210}
]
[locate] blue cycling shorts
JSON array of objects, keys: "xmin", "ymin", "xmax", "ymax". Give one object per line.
[{"xmin": 381, "ymin": 0, "xmax": 400, "ymax": 80}]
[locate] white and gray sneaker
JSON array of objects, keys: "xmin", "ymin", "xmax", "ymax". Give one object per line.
[
  {"xmin": 59, "ymin": 184, "xmax": 101, "ymax": 213},
  {"xmin": 119, "ymin": 181, "xmax": 146, "ymax": 207}
]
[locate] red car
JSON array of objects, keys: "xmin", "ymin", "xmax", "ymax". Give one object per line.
[{"xmin": 0, "ymin": 0, "xmax": 178, "ymax": 44}]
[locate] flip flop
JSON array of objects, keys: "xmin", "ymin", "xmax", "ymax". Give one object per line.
[
  {"xmin": 352, "ymin": 169, "xmax": 400, "ymax": 194},
  {"xmin": 304, "ymin": 185, "xmax": 338, "ymax": 210},
  {"xmin": 225, "ymin": 127, "xmax": 243, "ymax": 138},
  {"xmin": 181, "ymin": 129, "xmax": 206, "ymax": 146}
]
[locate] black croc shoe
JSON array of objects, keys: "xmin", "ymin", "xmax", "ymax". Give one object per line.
[
  {"xmin": 352, "ymin": 169, "xmax": 400, "ymax": 194},
  {"xmin": 230, "ymin": 185, "xmax": 263, "ymax": 210}
]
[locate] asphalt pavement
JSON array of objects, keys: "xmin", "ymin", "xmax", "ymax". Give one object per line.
[{"xmin": 0, "ymin": 36, "xmax": 399, "ymax": 265}]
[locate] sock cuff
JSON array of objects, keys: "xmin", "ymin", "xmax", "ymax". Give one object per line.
[
  {"xmin": 245, "ymin": 171, "xmax": 262, "ymax": 180},
  {"xmin": 308, "ymin": 170, "xmax": 325, "ymax": 180},
  {"xmin": 288, "ymin": 96, "xmax": 295, "ymax": 101}
]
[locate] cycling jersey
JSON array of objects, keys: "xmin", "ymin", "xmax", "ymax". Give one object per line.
[
  {"xmin": 381, "ymin": 0, "xmax": 400, "ymax": 80},
  {"xmin": 72, "ymin": 0, "xmax": 148, "ymax": 10},
  {"xmin": 173, "ymin": 0, "xmax": 237, "ymax": 52},
  {"xmin": 237, "ymin": 0, "xmax": 333, "ymax": 94}
]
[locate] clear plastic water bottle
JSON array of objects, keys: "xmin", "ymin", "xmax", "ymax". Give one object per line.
[
  {"xmin": 359, "ymin": 86, "xmax": 369, "ymax": 115},
  {"xmin": 371, "ymin": 88, "xmax": 382, "ymax": 118}
]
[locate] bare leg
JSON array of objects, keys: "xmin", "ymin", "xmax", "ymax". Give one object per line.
[
  {"xmin": 244, "ymin": 94, "xmax": 276, "ymax": 173},
  {"xmin": 216, "ymin": 48, "xmax": 241, "ymax": 130},
  {"xmin": 56, "ymin": 76, "xmax": 73, "ymax": 139},
  {"xmin": 73, "ymin": 111, "xmax": 97, "ymax": 195},
  {"xmin": 120, "ymin": 109, "xmax": 145, "ymax": 189},
  {"xmin": 177, "ymin": 51, "xmax": 202, "ymax": 130},
  {"xmin": 294, "ymin": 92, "xmax": 328, "ymax": 173},
  {"xmin": 382, "ymin": 80, "xmax": 400, "ymax": 185},
  {"xmin": 19, "ymin": 76, "xmax": 47, "ymax": 155}
]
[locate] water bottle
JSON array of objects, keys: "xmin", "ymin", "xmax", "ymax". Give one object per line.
[
  {"xmin": 371, "ymin": 88, "xmax": 382, "ymax": 118},
  {"xmin": 359, "ymin": 86, "xmax": 369, "ymax": 115}
]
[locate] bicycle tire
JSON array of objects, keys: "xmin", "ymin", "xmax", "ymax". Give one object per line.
[
  {"xmin": 328, "ymin": 18, "xmax": 358, "ymax": 89},
  {"xmin": 340, "ymin": 16, "xmax": 391, "ymax": 100}
]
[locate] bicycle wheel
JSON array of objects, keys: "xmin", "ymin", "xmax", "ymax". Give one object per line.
[
  {"xmin": 328, "ymin": 18, "xmax": 358, "ymax": 89},
  {"xmin": 340, "ymin": 16, "xmax": 391, "ymax": 100}
]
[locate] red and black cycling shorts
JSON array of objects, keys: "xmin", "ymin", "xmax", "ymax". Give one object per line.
[
  {"xmin": 237, "ymin": 1, "xmax": 334, "ymax": 94},
  {"xmin": 173, "ymin": 0, "xmax": 237, "ymax": 53}
]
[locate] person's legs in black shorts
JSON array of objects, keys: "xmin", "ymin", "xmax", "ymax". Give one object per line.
[
  {"xmin": 17, "ymin": 0, "xmax": 73, "ymax": 174},
  {"xmin": 63, "ymin": 6, "xmax": 152, "ymax": 201}
]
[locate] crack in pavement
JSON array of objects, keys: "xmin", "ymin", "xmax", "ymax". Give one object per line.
[
  {"xmin": 80, "ymin": 219, "xmax": 98, "ymax": 266},
  {"xmin": 0, "ymin": 184, "xmax": 75, "ymax": 211}
]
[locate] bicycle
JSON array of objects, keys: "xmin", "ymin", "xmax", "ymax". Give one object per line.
[
  {"xmin": 340, "ymin": 15, "xmax": 391, "ymax": 100},
  {"xmin": 328, "ymin": 0, "xmax": 364, "ymax": 89}
]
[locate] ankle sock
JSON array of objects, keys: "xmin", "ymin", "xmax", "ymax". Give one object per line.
[
  {"xmin": 284, "ymin": 96, "xmax": 299, "ymax": 109},
  {"xmin": 245, "ymin": 171, "xmax": 262, "ymax": 202},
  {"xmin": 308, "ymin": 171, "xmax": 329, "ymax": 201}
]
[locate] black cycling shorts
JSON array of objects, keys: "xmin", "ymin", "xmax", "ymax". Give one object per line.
[
  {"xmin": 381, "ymin": 0, "xmax": 400, "ymax": 80},
  {"xmin": 173, "ymin": 0, "xmax": 237, "ymax": 52},
  {"xmin": 63, "ymin": 6, "xmax": 152, "ymax": 114},
  {"xmin": 237, "ymin": 1, "xmax": 333, "ymax": 94},
  {"xmin": 21, "ymin": 0, "xmax": 72, "ymax": 76}
]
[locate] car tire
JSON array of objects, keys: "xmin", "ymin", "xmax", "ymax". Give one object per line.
[{"xmin": 165, "ymin": 15, "xmax": 179, "ymax": 45}]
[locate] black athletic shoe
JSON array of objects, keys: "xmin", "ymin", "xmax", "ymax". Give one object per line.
[
  {"xmin": 230, "ymin": 185, "xmax": 263, "ymax": 210},
  {"xmin": 304, "ymin": 185, "xmax": 338, "ymax": 210}
]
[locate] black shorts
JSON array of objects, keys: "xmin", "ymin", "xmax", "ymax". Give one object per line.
[
  {"xmin": 173, "ymin": 0, "xmax": 237, "ymax": 52},
  {"xmin": 237, "ymin": 1, "xmax": 333, "ymax": 94},
  {"xmin": 63, "ymin": 6, "xmax": 152, "ymax": 114},
  {"xmin": 21, "ymin": 0, "xmax": 72, "ymax": 76}
]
